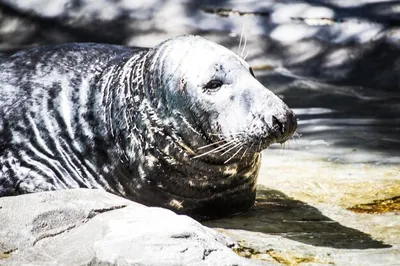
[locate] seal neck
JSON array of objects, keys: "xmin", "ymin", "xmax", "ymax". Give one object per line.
[{"xmin": 98, "ymin": 50, "xmax": 149, "ymax": 151}]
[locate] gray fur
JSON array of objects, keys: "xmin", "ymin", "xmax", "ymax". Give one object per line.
[{"xmin": 0, "ymin": 36, "xmax": 296, "ymax": 219}]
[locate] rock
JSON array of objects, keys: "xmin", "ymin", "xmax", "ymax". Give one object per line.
[{"xmin": 0, "ymin": 189, "xmax": 270, "ymax": 266}]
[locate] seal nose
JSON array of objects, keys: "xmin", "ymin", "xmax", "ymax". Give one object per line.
[{"xmin": 272, "ymin": 110, "xmax": 297, "ymax": 143}]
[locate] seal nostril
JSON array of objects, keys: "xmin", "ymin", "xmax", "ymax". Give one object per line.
[{"xmin": 271, "ymin": 115, "xmax": 284, "ymax": 133}]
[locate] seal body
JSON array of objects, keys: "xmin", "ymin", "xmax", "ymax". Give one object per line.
[{"xmin": 0, "ymin": 36, "xmax": 296, "ymax": 219}]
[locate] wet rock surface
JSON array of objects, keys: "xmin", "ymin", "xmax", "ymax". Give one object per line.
[{"xmin": 0, "ymin": 0, "xmax": 399, "ymax": 265}]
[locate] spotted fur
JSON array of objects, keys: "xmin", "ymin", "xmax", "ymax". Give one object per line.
[{"xmin": 0, "ymin": 36, "xmax": 296, "ymax": 219}]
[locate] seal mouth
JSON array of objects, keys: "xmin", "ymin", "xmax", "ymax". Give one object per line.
[
  {"xmin": 192, "ymin": 110, "xmax": 297, "ymax": 163},
  {"xmin": 249, "ymin": 111, "xmax": 298, "ymax": 151},
  {"xmin": 191, "ymin": 136, "xmax": 269, "ymax": 164}
]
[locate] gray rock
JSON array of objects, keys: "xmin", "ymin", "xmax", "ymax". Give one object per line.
[{"xmin": 0, "ymin": 189, "xmax": 270, "ymax": 266}]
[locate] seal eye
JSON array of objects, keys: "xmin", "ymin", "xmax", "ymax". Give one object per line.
[
  {"xmin": 249, "ymin": 67, "xmax": 255, "ymax": 78},
  {"xmin": 203, "ymin": 80, "xmax": 223, "ymax": 92}
]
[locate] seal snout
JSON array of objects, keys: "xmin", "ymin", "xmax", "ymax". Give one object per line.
[
  {"xmin": 242, "ymin": 108, "xmax": 297, "ymax": 153},
  {"xmin": 272, "ymin": 109, "xmax": 297, "ymax": 143}
]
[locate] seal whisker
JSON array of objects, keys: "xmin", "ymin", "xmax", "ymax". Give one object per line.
[
  {"xmin": 244, "ymin": 50, "xmax": 250, "ymax": 61},
  {"xmin": 237, "ymin": 24, "xmax": 246, "ymax": 56},
  {"xmin": 290, "ymin": 132, "xmax": 301, "ymax": 149},
  {"xmin": 240, "ymin": 146, "xmax": 250, "ymax": 160},
  {"xmin": 258, "ymin": 139, "xmax": 263, "ymax": 151},
  {"xmin": 279, "ymin": 143, "xmax": 287, "ymax": 155},
  {"xmin": 209, "ymin": 140, "xmax": 238, "ymax": 154},
  {"xmin": 248, "ymin": 141, "xmax": 256, "ymax": 151},
  {"xmin": 197, "ymin": 139, "xmax": 228, "ymax": 150},
  {"xmin": 220, "ymin": 141, "xmax": 242, "ymax": 156},
  {"xmin": 192, "ymin": 140, "xmax": 236, "ymax": 159},
  {"xmin": 240, "ymin": 30, "xmax": 248, "ymax": 58},
  {"xmin": 224, "ymin": 146, "xmax": 244, "ymax": 164},
  {"xmin": 177, "ymin": 141, "xmax": 196, "ymax": 155},
  {"xmin": 287, "ymin": 137, "xmax": 298, "ymax": 149}
]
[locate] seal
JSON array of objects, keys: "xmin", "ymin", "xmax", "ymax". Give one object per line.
[{"xmin": 0, "ymin": 35, "xmax": 297, "ymax": 219}]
